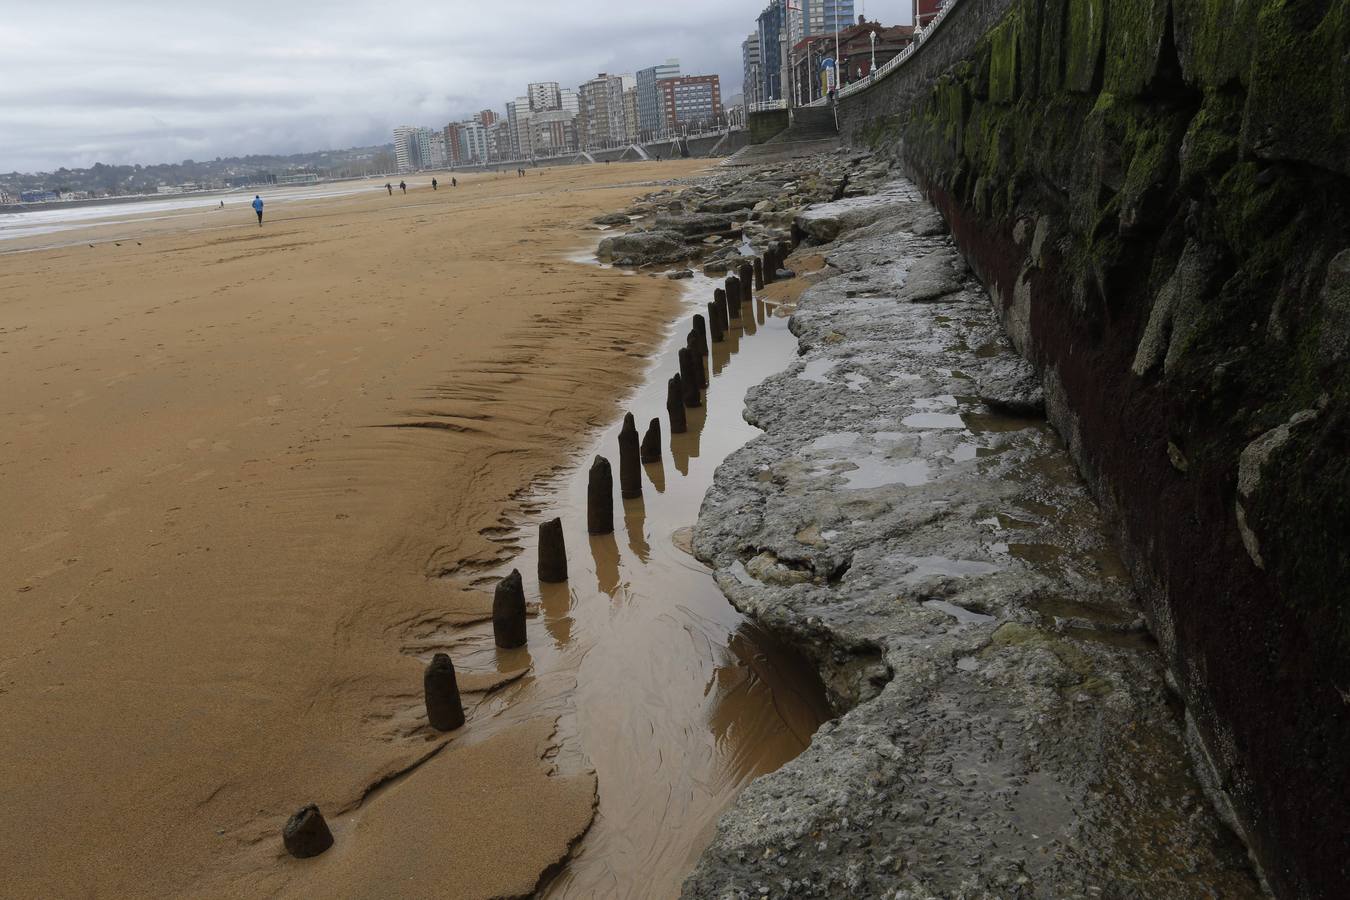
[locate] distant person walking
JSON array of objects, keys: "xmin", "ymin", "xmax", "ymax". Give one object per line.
[
  {"xmin": 385, "ymin": 182, "xmax": 393, "ymax": 195},
  {"xmin": 432, "ymin": 177, "xmax": 438, "ymax": 190},
  {"xmin": 252, "ymin": 195, "xmax": 264, "ymax": 227},
  {"xmin": 399, "ymin": 180, "xmax": 407, "ymax": 194},
  {"xmin": 452, "ymin": 177, "xmax": 457, "ymax": 188}
]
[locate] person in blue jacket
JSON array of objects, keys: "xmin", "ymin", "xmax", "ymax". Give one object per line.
[{"xmin": 252, "ymin": 195, "xmax": 264, "ymax": 226}]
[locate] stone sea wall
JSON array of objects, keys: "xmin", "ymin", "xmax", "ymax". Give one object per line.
[{"xmin": 838, "ymin": 2, "xmax": 1350, "ymax": 896}]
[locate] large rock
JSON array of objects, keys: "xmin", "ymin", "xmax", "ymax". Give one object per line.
[
  {"xmin": 684, "ymin": 173, "xmax": 1260, "ymax": 900},
  {"xmin": 975, "ymin": 354, "xmax": 1046, "ymax": 415},
  {"xmin": 652, "ymin": 213, "xmax": 738, "ymax": 237},
  {"xmin": 795, "ymin": 180, "xmax": 927, "ymax": 242},
  {"xmin": 596, "ymin": 230, "xmax": 694, "ymax": 266}
]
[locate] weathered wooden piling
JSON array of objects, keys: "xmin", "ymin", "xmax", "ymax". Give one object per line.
[
  {"xmin": 618, "ymin": 413, "xmax": 642, "ymax": 499},
  {"xmin": 678, "ymin": 348, "xmax": 701, "ymax": 408},
  {"xmin": 666, "ymin": 376, "xmax": 687, "ymax": 434},
  {"xmin": 685, "ymin": 332, "xmax": 707, "ymax": 388},
  {"xmin": 537, "ymin": 517, "xmax": 567, "ymax": 583},
  {"xmin": 693, "ymin": 314, "xmax": 709, "ymax": 356},
  {"xmin": 493, "ymin": 569, "xmax": 528, "ymax": 648},
  {"xmin": 640, "ymin": 418, "xmax": 662, "ymax": 463},
  {"xmin": 424, "ymin": 652, "xmax": 466, "ymax": 731},
  {"xmin": 791, "ymin": 221, "xmax": 806, "ymax": 248},
  {"xmin": 725, "ymin": 275, "xmax": 742, "ymax": 318},
  {"xmin": 762, "ymin": 248, "xmax": 776, "ymax": 284},
  {"xmin": 707, "ymin": 301, "xmax": 725, "ymax": 342},
  {"xmin": 713, "ymin": 288, "xmax": 730, "ymax": 332},
  {"xmin": 587, "ymin": 456, "xmax": 614, "ymax": 534},
  {"xmin": 738, "ymin": 262, "xmax": 754, "ymax": 301},
  {"xmin": 283, "ymin": 804, "xmax": 335, "ymax": 859},
  {"xmin": 754, "ymin": 256, "xmax": 765, "ymax": 290}
]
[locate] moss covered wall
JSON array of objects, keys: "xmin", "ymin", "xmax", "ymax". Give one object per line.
[{"xmin": 840, "ymin": 2, "xmax": 1350, "ymax": 897}]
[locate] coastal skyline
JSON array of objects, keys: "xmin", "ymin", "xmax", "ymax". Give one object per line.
[{"xmin": 0, "ymin": 0, "xmax": 917, "ymax": 173}]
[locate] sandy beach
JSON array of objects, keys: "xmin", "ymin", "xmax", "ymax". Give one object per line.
[{"xmin": 0, "ymin": 161, "xmax": 708, "ymax": 896}]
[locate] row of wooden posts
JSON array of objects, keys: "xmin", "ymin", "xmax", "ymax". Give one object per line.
[{"xmin": 281, "ymin": 238, "xmax": 797, "ymax": 860}]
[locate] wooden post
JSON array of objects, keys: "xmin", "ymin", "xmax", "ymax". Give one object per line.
[
  {"xmin": 725, "ymin": 275, "xmax": 742, "ymax": 319},
  {"xmin": 493, "ymin": 569, "xmax": 527, "ymax": 649},
  {"xmin": 537, "ymin": 517, "xmax": 567, "ymax": 583},
  {"xmin": 640, "ymin": 418, "xmax": 662, "ymax": 463},
  {"xmin": 678, "ymin": 348, "xmax": 701, "ymax": 408},
  {"xmin": 618, "ymin": 413, "xmax": 642, "ymax": 499},
  {"xmin": 424, "ymin": 652, "xmax": 466, "ymax": 731},
  {"xmin": 667, "ymin": 376, "xmax": 687, "ymax": 434},
  {"xmin": 587, "ymin": 456, "xmax": 614, "ymax": 534},
  {"xmin": 754, "ymin": 256, "xmax": 765, "ymax": 290}
]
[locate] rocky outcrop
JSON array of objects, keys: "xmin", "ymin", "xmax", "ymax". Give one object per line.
[
  {"xmin": 685, "ymin": 176, "xmax": 1258, "ymax": 899},
  {"xmin": 595, "ymin": 230, "xmax": 694, "ymax": 266},
  {"xmin": 835, "ymin": 2, "xmax": 1350, "ymax": 895}
]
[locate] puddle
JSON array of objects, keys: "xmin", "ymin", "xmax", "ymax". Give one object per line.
[
  {"xmin": 897, "ymin": 555, "xmax": 1004, "ymax": 583},
  {"xmin": 432, "ymin": 269, "xmax": 833, "ymax": 899},
  {"xmin": 901, "ymin": 412, "xmax": 966, "ymax": 429},
  {"xmin": 798, "ymin": 358, "xmax": 837, "ymax": 383},
  {"xmin": 841, "ymin": 458, "xmax": 931, "ymax": 489},
  {"xmin": 923, "ymin": 599, "xmax": 997, "ymax": 626}
]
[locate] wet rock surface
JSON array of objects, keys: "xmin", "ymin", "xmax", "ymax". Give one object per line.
[{"xmin": 683, "ymin": 170, "xmax": 1260, "ymax": 898}]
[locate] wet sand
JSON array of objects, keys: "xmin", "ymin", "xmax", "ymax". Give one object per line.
[{"xmin": 0, "ymin": 161, "xmax": 712, "ymax": 896}]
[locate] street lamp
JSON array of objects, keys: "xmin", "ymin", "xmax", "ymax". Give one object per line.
[{"xmin": 870, "ymin": 30, "xmax": 878, "ymax": 75}]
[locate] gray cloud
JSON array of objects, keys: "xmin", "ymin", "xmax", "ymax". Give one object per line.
[{"xmin": 0, "ymin": 0, "xmax": 914, "ymax": 172}]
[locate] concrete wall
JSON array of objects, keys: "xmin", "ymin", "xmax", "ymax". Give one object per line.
[
  {"xmin": 837, "ymin": 2, "xmax": 1350, "ymax": 897},
  {"xmin": 748, "ymin": 109, "xmax": 790, "ymax": 144}
]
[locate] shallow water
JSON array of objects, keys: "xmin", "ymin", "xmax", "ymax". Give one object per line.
[{"xmin": 428, "ymin": 271, "xmax": 833, "ymax": 899}]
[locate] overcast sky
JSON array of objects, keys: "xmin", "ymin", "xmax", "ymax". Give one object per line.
[{"xmin": 0, "ymin": 1, "xmax": 915, "ymax": 173}]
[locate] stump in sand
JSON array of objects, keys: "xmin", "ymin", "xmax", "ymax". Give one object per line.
[
  {"xmin": 283, "ymin": 804, "xmax": 334, "ymax": 859},
  {"xmin": 493, "ymin": 569, "xmax": 527, "ymax": 649},
  {"xmin": 424, "ymin": 652, "xmax": 466, "ymax": 732}
]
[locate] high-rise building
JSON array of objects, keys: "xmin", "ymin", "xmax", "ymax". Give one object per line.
[
  {"xmin": 658, "ymin": 75, "xmax": 723, "ymax": 133},
  {"xmin": 559, "ymin": 89, "xmax": 580, "ymax": 116},
  {"xmin": 804, "ymin": 0, "xmax": 854, "ymax": 36},
  {"xmin": 530, "ymin": 109, "xmax": 578, "ymax": 156},
  {"xmin": 527, "ymin": 82, "xmax": 562, "ymax": 112},
  {"xmin": 506, "ymin": 96, "xmax": 532, "ymax": 158},
  {"xmin": 459, "ymin": 120, "xmax": 488, "ymax": 164},
  {"xmin": 393, "ymin": 126, "xmax": 418, "ymax": 172},
  {"xmin": 444, "ymin": 123, "xmax": 465, "ymax": 166},
  {"xmin": 623, "ymin": 87, "xmax": 640, "ymax": 143},
  {"xmin": 577, "ymin": 73, "xmax": 628, "ymax": 149},
  {"xmin": 756, "ymin": 2, "xmax": 786, "ymax": 102},
  {"xmin": 427, "ymin": 130, "xmax": 449, "ymax": 169},
  {"xmin": 476, "ymin": 109, "xmax": 500, "ymax": 127},
  {"xmin": 637, "ymin": 59, "xmax": 681, "ymax": 139},
  {"xmin": 742, "ymin": 34, "xmax": 762, "ymax": 106},
  {"xmin": 393, "ymin": 126, "xmax": 435, "ymax": 172}
]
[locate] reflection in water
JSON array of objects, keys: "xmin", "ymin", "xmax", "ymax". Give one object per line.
[
  {"xmin": 671, "ymin": 403, "xmax": 706, "ymax": 474},
  {"xmin": 645, "ymin": 457, "xmax": 667, "ymax": 494},
  {"xmin": 590, "ymin": 533, "xmax": 621, "ymax": 597},
  {"xmin": 445, "ymin": 271, "xmax": 831, "ymax": 900},
  {"xmin": 623, "ymin": 496, "xmax": 650, "ymax": 562},
  {"xmin": 540, "ymin": 581, "xmax": 574, "ymax": 647}
]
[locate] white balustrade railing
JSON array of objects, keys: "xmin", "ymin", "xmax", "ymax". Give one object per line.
[{"xmin": 834, "ymin": 0, "xmax": 962, "ymax": 101}]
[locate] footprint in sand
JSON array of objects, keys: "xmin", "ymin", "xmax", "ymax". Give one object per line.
[
  {"xmin": 186, "ymin": 437, "xmax": 209, "ymax": 451},
  {"xmin": 21, "ymin": 532, "xmax": 69, "ymax": 554},
  {"xmin": 77, "ymin": 493, "xmax": 108, "ymax": 511},
  {"xmin": 266, "ymin": 395, "xmax": 284, "ymax": 407},
  {"xmin": 102, "ymin": 508, "xmax": 132, "ymax": 525},
  {"xmin": 181, "ymin": 469, "xmax": 215, "ymax": 484},
  {"xmin": 144, "ymin": 462, "xmax": 185, "ymax": 480},
  {"xmin": 211, "ymin": 441, "xmax": 231, "ymax": 454},
  {"xmin": 66, "ymin": 389, "xmax": 92, "ymax": 409}
]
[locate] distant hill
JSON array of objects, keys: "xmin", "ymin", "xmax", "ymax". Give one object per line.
[{"xmin": 0, "ymin": 145, "xmax": 397, "ymax": 199}]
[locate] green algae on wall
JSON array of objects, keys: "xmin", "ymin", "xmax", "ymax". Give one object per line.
[{"xmin": 841, "ymin": 0, "xmax": 1350, "ymax": 896}]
